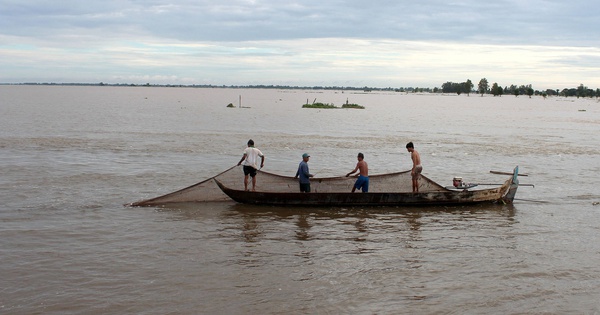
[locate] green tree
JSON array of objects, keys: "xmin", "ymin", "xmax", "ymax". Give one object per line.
[
  {"xmin": 491, "ymin": 83, "xmax": 503, "ymax": 96},
  {"xmin": 442, "ymin": 81, "xmax": 454, "ymax": 93},
  {"xmin": 441, "ymin": 81, "xmax": 469, "ymax": 95},
  {"xmin": 464, "ymin": 79, "xmax": 473, "ymax": 96},
  {"xmin": 577, "ymin": 84, "xmax": 587, "ymax": 98},
  {"xmin": 452, "ymin": 82, "xmax": 465, "ymax": 95},
  {"xmin": 527, "ymin": 87, "xmax": 534, "ymax": 98},
  {"xmin": 478, "ymin": 78, "xmax": 488, "ymax": 96}
]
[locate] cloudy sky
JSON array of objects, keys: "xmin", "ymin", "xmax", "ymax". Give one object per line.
[{"xmin": 1, "ymin": 0, "xmax": 599, "ymax": 89}]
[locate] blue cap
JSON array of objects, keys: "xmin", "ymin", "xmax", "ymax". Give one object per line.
[{"xmin": 302, "ymin": 153, "xmax": 310, "ymax": 158}]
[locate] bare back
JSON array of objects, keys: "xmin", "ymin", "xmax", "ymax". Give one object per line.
[
  {"xmin": 411, "ymin": 150, "xmax": 421, "ymax": 167},
  {"xmin": 357, "ymin": 160, "xmax": 369, "ymax": 176}
]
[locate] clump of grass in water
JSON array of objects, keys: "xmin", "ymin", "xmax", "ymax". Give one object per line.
[
  {"xmin": 341, "ymin": 103, "xmax": 365, "ymax": 109},
  {"xmin": 302, "ymin": 102, "xmax": 337, "ymax": 109}
]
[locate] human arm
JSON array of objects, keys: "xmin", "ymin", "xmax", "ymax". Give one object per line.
[
  {"xmin": 299, "ymin": 163, "xmax": 313, "ymax": 178},
  {"xmin": 346, "ymin": 164, "xmax": 359, "ymax": 177},
  {"xmin": 305, "ymin": 164, "xmax": 314, "ymax": 178},
  {"xmin": 237, "ymin": 153, "xmax": 246, "ymax": 166},
  {"xmin": 260, "ymin": 155, "xmax": 265, "ymax": 169}
]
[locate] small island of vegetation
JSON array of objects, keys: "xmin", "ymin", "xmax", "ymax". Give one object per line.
[
  {"xmin": 302, "ymin": 102, "xmax": 337, "ymax": 109},
  {"xmin": 302, "ymin": 99, "xmax": 365, "ymax": 109},
  {"xmin": 341, "ymin": 103, "xmax": 365, "ymax": 109}
]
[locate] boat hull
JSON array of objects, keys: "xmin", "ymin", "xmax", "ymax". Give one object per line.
[{"xmin": 215, "ymin": 179, "xmax": 513, "ymax": 206}]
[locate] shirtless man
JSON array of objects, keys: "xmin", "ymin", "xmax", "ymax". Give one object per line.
[
  {"xmin": 406, "ymin": 142, "xmax": 422, "ymax": 193},
  {"xmin": 346, "ymin": 152, "xmax": 369, "ymax": 193}
]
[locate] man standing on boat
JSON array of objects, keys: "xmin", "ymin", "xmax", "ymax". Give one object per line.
[
  {"xmin": 406, "ymin": 142, "xmax": 422, "ymax": 192},
  {"xmin": 294, "ymin": 153, "xmax": 314, "ymax": 192},
  {"xmin": 346, "ymin": 152, "xmax": 369, "ymax": 192},
  {"xmin": 237, "ymin": 139, "xmax": 265, "ymax": 192}
]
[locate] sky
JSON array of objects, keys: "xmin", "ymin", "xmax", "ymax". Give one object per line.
[{"xmin": 1, "ymin": 0, "xmax": 599, "ymax": 90}]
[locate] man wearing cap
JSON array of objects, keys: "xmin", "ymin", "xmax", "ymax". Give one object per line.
[
  {"xmin": 294, "ymin": 153, "xmax": 314, "ymax": 192},
  {"xmin": 237, "ymin": 139, "xmax": 265, "ymax": 191}
]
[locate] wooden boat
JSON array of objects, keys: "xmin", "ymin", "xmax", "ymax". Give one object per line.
[
  {"xmin": 213, "ymin": 166, "xmax": 520, "ymax": 207},
  {"xmin": 130, "ymin": 165, "xmax": 519, "ymax": 207}
]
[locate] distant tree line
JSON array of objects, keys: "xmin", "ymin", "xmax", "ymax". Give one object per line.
[
  {"xmin": 442, "ymin": 78, "xmax": 599, "ymax": 98},
  {"xmin": 8, "ymin": 81, "xmax": 600, "ymax": 98}
]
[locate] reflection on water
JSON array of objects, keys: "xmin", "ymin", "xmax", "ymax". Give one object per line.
[
  {"xmin": 241, "ymin": 216, "xmax": 262, "ymax": 242},
  {"xmin": 153, "ymin": 201, "xmax": 525, "ymax": 313},
  {"xmin": 157, "ymin": 202, "xmax": 517, "ymax": 252},
  {"xmin": 295, "ymin": 213, "xmax": 311, "ymax": 241}
]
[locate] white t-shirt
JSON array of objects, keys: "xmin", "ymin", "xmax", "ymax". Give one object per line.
[{"xmin": 242, "ymin": 147, "xmax": 264, "ymax": 169}]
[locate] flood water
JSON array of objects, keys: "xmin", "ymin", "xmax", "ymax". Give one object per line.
[{"xmin": 1, "ymin": 85, "xmax": 599, "ymax": 314}]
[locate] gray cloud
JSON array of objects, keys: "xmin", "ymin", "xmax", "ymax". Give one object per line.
[
  {"xmin": 2, "ymin": 0, "xmax": 597, "ymax": 45},
  {"xmin": 0, "ymin": 0, "xmax": 598, "ymax": 87}
]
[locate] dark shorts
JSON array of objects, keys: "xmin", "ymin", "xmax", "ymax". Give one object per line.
[
  {"xmin": 243, "ymin": 165, "xmax": 257, "ymax": 177},
  {"xmin": 412, "ymin": 165, "xmax": 423, "ymax": 179},
  {"xmin": 354, "ymin": 176, "xmax": 369, "ymax": 192},
  {"xmin": 299, "ymin": 183, "xmax": 311, "ymax": 193}
]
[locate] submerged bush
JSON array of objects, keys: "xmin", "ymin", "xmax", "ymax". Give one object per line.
[
  {"xmin": 302, "ymin": 102, "xmax": 365, "ymax": 109},
  {"xmin": 302, "ymin": 102, "xmax": 337, "ymax": 109},
  {"xmin": 341, "ymin": 103, "xmax": 365, "ymax": 109}
]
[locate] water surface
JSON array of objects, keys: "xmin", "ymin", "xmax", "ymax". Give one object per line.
[{"xmin": 1, "ymin": 86, "xmax": 599, "ymax": 314}]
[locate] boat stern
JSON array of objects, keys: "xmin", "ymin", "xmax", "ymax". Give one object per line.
[{"xmin": 501, "ymin": 166, "xmax": 519, "ymax": 203}]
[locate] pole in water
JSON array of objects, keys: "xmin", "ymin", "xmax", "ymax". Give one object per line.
[
  {"xmin": 239, "ymin": 95, "xmax": 241, "ymax": 108},
  {"xmin": 490, "ymin": 170, "xmax": 529, "ymax": 176}
]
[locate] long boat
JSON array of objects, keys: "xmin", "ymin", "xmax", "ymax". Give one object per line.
[
  {"xmin": 130, "ymin": 165, "xmax": 519, "ymax": 207},
  {"xmin": 213, "ymin": 166, "xmax": 520, "ymax": 207}
]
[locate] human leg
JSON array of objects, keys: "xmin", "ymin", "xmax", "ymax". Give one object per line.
[
  {"xmin": 354, "ymin": 176, "xmax": 369, "ymax": 193},
  {"xmin": 300, "ymin": 183, "xmax": 310, "ymax": 193},
  {"xmin": 243, "ymin": 166, "xmax": 252, "ymax": 191}
]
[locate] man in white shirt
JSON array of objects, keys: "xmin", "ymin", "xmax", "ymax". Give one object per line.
[{"xmin": 237, "ymin": 139, "xmax": 265, "ymax": 191}]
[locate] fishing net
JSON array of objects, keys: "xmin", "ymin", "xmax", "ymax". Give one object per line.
[
  {"xmin": 130, "ymin": 165, "xmax": 239, "ymax": 206},
  {"xmin": 130, "ymin": 165, "xmax": 446, "ymax": 206}
]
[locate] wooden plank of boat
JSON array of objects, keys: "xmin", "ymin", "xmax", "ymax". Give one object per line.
[
  {"xmin": 214, "ymin": 166, "xmax": 518, "ymax": 206},
  {"xmin": 215, "ymin": 180, "xmax": 511, "ymax": 206},
  {"xmin": 215, "ymin": 184, "xmax": 506, "ymax": 206}
]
